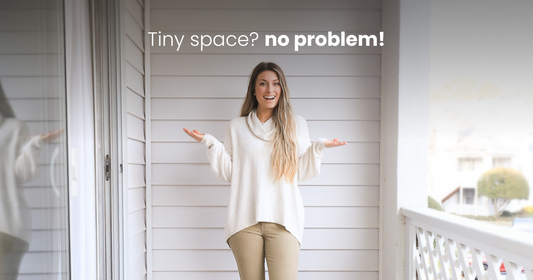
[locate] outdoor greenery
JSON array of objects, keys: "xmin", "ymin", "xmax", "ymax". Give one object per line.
[
  {"xmin": 478, "ymin": 168, "xmax": 530, "ymax": 217},
  {"xmin": 459, "ymin": 211, "xmax": 533, "ymax": 227},
  {"xmin": 428, "ymin": 196, "xmax": 443, "ymax": 211}
]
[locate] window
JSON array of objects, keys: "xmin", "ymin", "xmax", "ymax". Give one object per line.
[
  {"xmin": 493, "ymin": 157, "xmax": 512, "ymax": 168},
  {"xmin": 458, "ymin": 158, "xmax": 482, "ymax": 172},
  {"xmin": 463, "ymin": 188, "xmax": 475, "ymax": 205}
]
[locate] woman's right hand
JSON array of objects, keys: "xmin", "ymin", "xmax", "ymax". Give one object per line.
[{"xmin": 183, "ymin": 128, "xmax": 205, "ymax": 142}]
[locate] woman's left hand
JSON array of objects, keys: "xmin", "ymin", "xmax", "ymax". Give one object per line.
[
  {"xmin": 324, "ymin": 138, "xmax": 347, "ymax": 148},
  {"xmin": 40, "ymin": 129, "xmax": 64, "ymax": 143}
]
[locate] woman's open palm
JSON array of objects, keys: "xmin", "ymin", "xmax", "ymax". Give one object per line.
[
  {"xmin": 324, "ymin": 138, "xmax": 347, "ymax": 148},
  {"xmin": 183, "ymin": 128, "xmax": 204, "ymax": 142},
  {"xmin": 40, "ymin": 129, "xmax": 64, "ymax": 143}
]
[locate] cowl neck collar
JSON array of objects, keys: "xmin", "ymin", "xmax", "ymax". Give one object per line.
[{"xmin": 246, "ymin": 109, "xmax": 275, "ymax": 141}]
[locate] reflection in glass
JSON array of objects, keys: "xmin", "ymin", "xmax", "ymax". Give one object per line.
[
  {"xmin": 0, "ymin": 0, "xmax": 69, "ymax": 279},
  {"xmin": 429, "ymin": 1, "xmax": 533, "ymax": 225}
]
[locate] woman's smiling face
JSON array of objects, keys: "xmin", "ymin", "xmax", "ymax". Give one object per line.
[{"xmin": 255, "ymin": 70, "xmax": 281, "ymax": 111}]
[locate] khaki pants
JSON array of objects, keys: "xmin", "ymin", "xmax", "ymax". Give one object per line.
[
  {"xmin": 228, "ymin": 222, "xmax": 300, "ymax": 280},
  {"xmin": 0, "ymin": 232, "xmax": 28, "ymax": 280}
]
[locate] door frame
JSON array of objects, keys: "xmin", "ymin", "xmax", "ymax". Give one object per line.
[{"xmin": 90, "ymin": 0, "xmax": 127, "ymax": 278}]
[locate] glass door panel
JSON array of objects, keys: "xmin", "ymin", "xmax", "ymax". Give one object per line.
[{"xmin": 0, "ymin": 0, "xmax": 70, "ymax": 279}]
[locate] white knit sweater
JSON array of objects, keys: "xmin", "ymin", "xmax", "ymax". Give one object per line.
[
  {"xmin": 200, "ymin": 110, "xmax": 326, "ymax": 244},
  {"xmin": 0, "ymin": 116, "xmax": 42, "ymax": 243}
]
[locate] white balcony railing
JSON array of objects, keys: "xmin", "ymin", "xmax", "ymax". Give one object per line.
[{"xmin": 402, "ymin": 207, "xmax": 533, "ymax": 280}]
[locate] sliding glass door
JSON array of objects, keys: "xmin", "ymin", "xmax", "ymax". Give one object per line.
[{"xmin": 0, "ymin": 0, "xmax": 70, "ymax": 279}]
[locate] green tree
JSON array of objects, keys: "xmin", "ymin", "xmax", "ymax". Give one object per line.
[
  {"xmin": 478, "ymin": 168, "xmax": 529, "ymax": 217},
  {"xmin": 428, "ymin": 196, "xmax": 443, "ymax": 211}
]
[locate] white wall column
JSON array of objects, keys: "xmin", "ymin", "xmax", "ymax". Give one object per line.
[{"xmin": 380, "ymin": 0, "xmax": 430, "ymax": 279}]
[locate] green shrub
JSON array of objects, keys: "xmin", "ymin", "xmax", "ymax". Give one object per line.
[
  {"xmin": 428, "ymin": 196, "xmax": 443, "ymax": 211},
  {"xmin": 478, "ymin": 168, "xmax": 529, "ymax": 217},
  {"xmin": 500, "ymin": 210, "xmax": 513, "ymax": 217}
]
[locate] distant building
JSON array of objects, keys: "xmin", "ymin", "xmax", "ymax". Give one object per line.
[{"xmin": 430, "ymin": 132, "xmax": 533, "ymax": 216}]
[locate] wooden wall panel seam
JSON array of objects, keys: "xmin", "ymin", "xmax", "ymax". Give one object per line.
[
  {"xmin": 150, "ymin": 53, "xmax": 380, "ymax": 56},
  {"xmin": 151, "ymin": 140, "xmax": 380, "ymax": 144},
  {"xmin": 126, "ymin": 59, "xmax": 145, "ymax": 77},
  {"xmin": 125, "ymin": 33, "xmax": 144, "ymax": 55},
  {"xmin": 150, "ymin": 206, "xmax": 379, "ymax": 208},
  {"xmin": 149, "ymin": 97, "xmax": 381, "ymax": 99},
  {"xmin": 127, "ymin": 110, "xmax": 145, "ymax": 121},
  {"xmin": 128, "ymin": 163, "xmax": 146, "ymax": 166},
  {"xmin": 150, "ymin": 74, "xmax": 380, "ymax": 77},
  {"xmin": 149, "ymin": 119, "xmax": 380, "ymax": 122},
  {"xmin": 150, "ymin": 8, "xmax": 382, "ymax": 11},
  {"xmin": 125, "ymin": 9, "xmax": 144, "ymax": 35},
  {"xmin": 127, "ymin": 138, "xmax": 146, "ymax": 144},
  {"xmin": 150, "ymin": 163, "xmax": 379, "ymax": 165},
  {"xmin": 126, "ymin": 8, "xmax": 144, "ymax": 30},
  {"xmin": 149, "ymin": 248, "xmax": 378, "ymax": 251},
  {"xmin": 130, "ymin": 250, "xmax": 148, "ymax": 263},
  {"xmin": 149, "ymin": 0, "xmax": 381, "ymax": 9},
  {"xmin": 127, "ymin": 136, "xmax": 145, "ymax": 143},
  {"xmin": 129, "ymin": 185, "xmax": 147, "ymax": 190},
  {"xmin": 127, "ymin": 86, "xmax": 145, "ymax": 99},
  {"xmin": 150, "ymin": 118, "xmax": 380, "ymax": 121},
  {"xmin": 145, "ymin": 184, "xmax": 379, "ymax": 187},
  {"xmin": 130, "ymin": 230, "xmax": 147, "ymax": 241},
  {"xmin": 127, "ymin": 111, "xmax": 146, "ymax": 121},
  {"xmin": 130, "ymin": 88, "xmax": 146, "ymax": 99},
  {"xmin": 149, "ymin": 226, "xmax": 380, "ymax": 229},
  {"xmin": 130, "ymin": 207, "xmax": 147, "ymax": 214},
  {"xmin": 128, "ymin": 138, "xmax": 146, "ymax": 144}
]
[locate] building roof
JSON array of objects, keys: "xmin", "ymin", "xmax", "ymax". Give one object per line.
[{"xmin": 441, "ymin": 186, "xmax": 460, "ymax": 203}]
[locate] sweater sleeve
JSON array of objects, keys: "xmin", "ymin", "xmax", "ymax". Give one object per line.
[
  {"xmin": 200, "ymin": 128, "xmax": 233, "ymax": 183},
  {"xmin": 14, "ymin": 123, "xmax": 43, "ymax": 184},
  {"xmin": 297, "ymin": 117, "xmax": 327, "ymax": 182}
]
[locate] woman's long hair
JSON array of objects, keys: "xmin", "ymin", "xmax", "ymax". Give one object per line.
[
  {"xmin": 241, "ymin": 62, "xmax": 298, "ymax": 182},
  {"xmin": 0, "ymin": 81, "xmax": 16, "ymax": 118}
]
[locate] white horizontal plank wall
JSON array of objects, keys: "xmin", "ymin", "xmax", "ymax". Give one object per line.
[
  {"xmin": 149, "ymin": 1, "xmax": 381, "ymax": 279},
  {"xmin": 125, "ymin": 0, "xmax": 147, "ymax": 279},
  {"xmin": 1, "ymin": 1, "xmax": 69, "ymax": 279}
]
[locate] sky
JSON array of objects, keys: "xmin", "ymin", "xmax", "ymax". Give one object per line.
[{"xmin": 430, "ymin": 0, "xmax": 533, "ymax": 144}]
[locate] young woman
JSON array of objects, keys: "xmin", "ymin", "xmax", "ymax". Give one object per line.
[
  {"xmin": 0, "ymin": 83, "xmax": 62, "ymax": 279},
  {"xmin": 183, "ymin": 62, "xmax": 346, "ymax": 280}
]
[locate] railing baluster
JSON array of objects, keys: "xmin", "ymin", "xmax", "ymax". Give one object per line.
[
  {"xmin": 435, "ymin": 234, "xmax": 450, "ymax": 280},
  {"xmin": 445, "ymin": 239, "xmax": 462, "ymax": 280},
  {"xmin": 415, "ymin": 233, "xmax": 426, "ymax": 280},
  {"xmin": 417, "ymin": 228, "xmax": 433, "ymax": 280},
  {"xmin": 503, "ymin": 260, "xmax": 520, "ymax": 280},
  {"xmin": 524, "ymin": 266, "xmax": 533, "ymax": 279},
  {"xmin": 457, "ymin": 244, "xmax": 475, "ymax": 280},
  {"xmin": 471, "ymin": 249, "xmax": 485, "ymax": 280},
  {"xmin": 424, "ymin": 230, "xmax": 440, "ymax": 280},
  {"xmin": 406, "ymin": 217, "xmax": 417, "ymax": 280},
  {"xmin": 485, "ymin": 254, "xmax": 503, "ymax": 280}
]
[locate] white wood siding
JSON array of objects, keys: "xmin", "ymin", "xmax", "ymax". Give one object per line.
[
  {"xmin": 149, "ymin": 0, "xmax": 381, "ymax": 279},
  {"xmin": 1, "ymin": 3, "xmax": 68, "ymax": 279},
  {"xmin": 125, "ymin": 0, "xmax": 147, "ymax": 278}
]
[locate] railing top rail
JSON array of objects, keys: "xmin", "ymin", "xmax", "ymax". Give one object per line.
[{"xmin": 401, "ymin": 206, "xmax": 533, "ymax": 260}]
